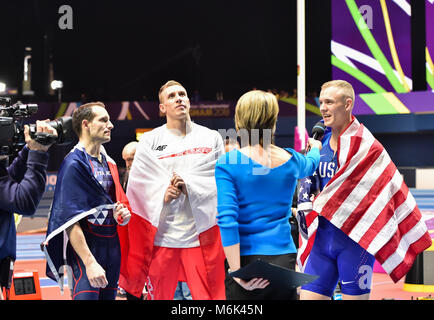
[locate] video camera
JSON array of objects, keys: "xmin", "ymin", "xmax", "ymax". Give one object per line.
[{"xmin": 0, "ymin": 97, "xmax": 76, "ymax": 157}]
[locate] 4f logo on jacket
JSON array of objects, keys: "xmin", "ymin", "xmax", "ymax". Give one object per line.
[{"xmin": 155, "ymin": 145, "xmax": 167, "ymax": 151}]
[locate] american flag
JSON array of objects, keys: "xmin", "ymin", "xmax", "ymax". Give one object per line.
[
  {"xmin": 297, "ymin": 117, "xmax": 432, "ymax": 282},
  {"xmin": 297, "ymin": 169, "xmax": 321, "ymax": 273}
]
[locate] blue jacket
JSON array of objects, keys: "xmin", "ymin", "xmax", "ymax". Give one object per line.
[{"xmin": 0, "ymin": 147, "xmax": 49, "ymax": 260}]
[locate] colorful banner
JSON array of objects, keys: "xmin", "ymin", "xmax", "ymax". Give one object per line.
[
  {"xmin": 23, "ymin": 91, "xmax": 434, "ymax": 121},
  {"xmin": 356, "ymin": 90, "xmax": 434, "ymax": 115},
  {"xmin": 331, "ymin": 0, "xmax": 412, "ymax": 94},
  {"xmin": 27, "ymin": 99, "xmax": 321, "ymax": 122},
  {"xmin": 427, "ymin": 0, "xmax": 434, "ymax": 91}
]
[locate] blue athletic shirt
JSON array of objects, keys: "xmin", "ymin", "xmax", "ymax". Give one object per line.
[
  {"xmin": 298, "ymin": 131, "xmax": 376, "ymax": 296},
  {"xmin": 83, "ymin": 153, "xmax": 117, "ymax": 232},
  {"xmin": 299, "ymin": 132, "xmax": 336, "ymax": 202},
  {"xmin": 215, "ymin": 147, "xmax": 320, "ymax": 256},
  {"xmin": 297, "ymin": 131, "xmax": 339, "ymax": 245}
]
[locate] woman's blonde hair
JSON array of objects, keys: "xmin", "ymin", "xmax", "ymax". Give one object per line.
[{"xmin": 234, "ymin": 90, "xmax": 279, "ymax": 146}]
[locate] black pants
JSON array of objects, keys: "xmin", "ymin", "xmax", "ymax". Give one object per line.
[{"xmin": 225, "ymin": 253, "xmax": 298, "ymax": 300}]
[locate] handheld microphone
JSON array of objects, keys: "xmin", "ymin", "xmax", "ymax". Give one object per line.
[
  {"xmin": 306, "ymin": 121, "xmax": 326, "ymax": 153},
  {"xmin": 312, "ymin": 121, "xmax": 326, "ymax": 140}
]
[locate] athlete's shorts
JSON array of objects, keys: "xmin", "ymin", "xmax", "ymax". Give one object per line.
[
  {"xmin": 301, "ymin": 216, "xmax": 375, "ymax": 297},
  {"xmin": 146, "ymin": 246, "xmax": 215, "ymax": 300},
  {"xmin": 67, "ymin": 222, "xmax": 121, "ymax": 300}
]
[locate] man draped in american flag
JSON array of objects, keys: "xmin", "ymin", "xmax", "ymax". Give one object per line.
[{"xmin": 297, "ymin": 80, "xmax": 432, "ymax": 300}]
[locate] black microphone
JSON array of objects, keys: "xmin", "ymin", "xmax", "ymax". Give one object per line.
[
  {"xmin": 305, "ymin": 121, "xmax": 326, "ymax": 154},
  {"xmin": 312, "ymin": 121, "xmax": 326, "ymax": 140}
]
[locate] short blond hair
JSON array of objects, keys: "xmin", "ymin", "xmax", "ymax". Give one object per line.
[
  {"xmin": 158, "ymin": 80, "xmax": 184, "ymax": 103},
  {"xmin": 321, "ymin": 80, "xmax": 355, "ymax": 107},
  {"xmin": 235, "ymin": 90, "xmax": 279, "ymax": 146}
]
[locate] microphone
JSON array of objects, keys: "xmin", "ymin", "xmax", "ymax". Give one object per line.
[
  {"xmin": 312, "ymin": 121, "xmax": 326, "ymax": 140},
  {"xmin": 305, "ymin": 121, "xmax": 326, "ymax": 153}
]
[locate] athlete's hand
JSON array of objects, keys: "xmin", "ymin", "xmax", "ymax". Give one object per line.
[
  {"xmin": 113, "ymin": 202, "xmax": 130, "ymax": 225},
  {"xmin": 164, "ymin": 184, "xmax": 182, "ymax": 203},
  {"xmin": 85, "ymin": 259, "xmax": 108, "ymax": 288},
  {"xmin": 171, "ymin": 172, "xmax": 187, "ymax": 195},
  {"xmin": 233, "ymin": 277, "xmax": 270, "ymax": 291}
]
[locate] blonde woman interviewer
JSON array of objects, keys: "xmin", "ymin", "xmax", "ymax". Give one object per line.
[{"xmin": 215, "ymin": 90, "xmax": 321, "ymax": 300}]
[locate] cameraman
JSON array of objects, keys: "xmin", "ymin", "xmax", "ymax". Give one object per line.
[{"xmin": 0, "ymin": 120, "xmax": 57, "ymax": 299}]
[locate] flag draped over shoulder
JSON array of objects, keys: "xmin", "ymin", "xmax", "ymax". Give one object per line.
[
  {"xmin": 122, "ymin": 137, "xmax": 226, "ymax": 299},
  {"xmin": 297, "ymin": 117, "xmax": 432, "ymax": 283},
  {"xmin": 296, "ymin": 184, "xmax": 319, "ymax": 273},
  {"xmin": 42, "ymin": 144, "xmax": 130, "ymax": 292}
]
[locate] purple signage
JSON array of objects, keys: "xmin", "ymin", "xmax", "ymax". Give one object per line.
[
  {"xmin": 427, "ymin": 0, "xmax": 434, "ymax": 90},
  {"xmin": 331, "ymin": 0, "xmax": 412, "ymax": 97}
]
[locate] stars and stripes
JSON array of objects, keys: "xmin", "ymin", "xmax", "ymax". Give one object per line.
[
  {"xmin": 297, "ymin": 117, "xmax": 432, "ymax": 282},
  {"xmin": 297, "ymin": 164, "xmax": 320, "ymax": 271}
]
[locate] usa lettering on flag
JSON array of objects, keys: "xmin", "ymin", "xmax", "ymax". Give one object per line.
[{"xmin": 297, "ymin": 117, "xmax": 432, "ymax": 283}]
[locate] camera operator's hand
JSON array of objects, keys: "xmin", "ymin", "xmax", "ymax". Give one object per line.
[{"xmin": 25, "ymin": 120, "xmax": 58, "ymax": 152}]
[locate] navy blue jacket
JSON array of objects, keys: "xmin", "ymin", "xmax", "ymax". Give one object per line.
[{"xmin": 0, "ymin": 146, "xmax": 49, "ymax": 260}]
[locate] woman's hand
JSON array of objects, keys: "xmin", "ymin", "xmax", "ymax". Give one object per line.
[
  {"xmin": 233, "ymin": 276, "xmax": 270, "ymax": 291},
  {"xmin": 307, "ymin": 138, "xmax": 322, "ymax": 151}
]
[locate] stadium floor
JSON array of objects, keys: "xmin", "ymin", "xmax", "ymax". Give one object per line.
[
  {"xmin": 13, "ymin": 259, "xmax": 432, "ymax": 300},
  {"xmin": 14, "ymin": 230, "xmax": 433, "ymax": 300},
  {"xmin": 12, "ymin": 189, "xmax": 434, "ymax": 300}
]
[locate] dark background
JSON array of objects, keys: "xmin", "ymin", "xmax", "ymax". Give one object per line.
[
  {"xmin": 1, "ymin": 0, "xmax": 427, "ymax": 102},
  {"xmin": 1, "ymin": 0, "xmax": 431, "ymax": 170},
  {"xmin": 0, "ymin": 0, "xmax": 332, "ymax": 102}
]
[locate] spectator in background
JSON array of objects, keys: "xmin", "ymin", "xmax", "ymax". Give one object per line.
[
  {"xmin": 119, "ymin": 140, "xmax": 147, "ymax": 300},
  {"xmin": 192, "ymin": 90, "xmax": 201, "ymax": 103},
  {"xmin": 279, "ymin": 90, "xmax": 289, "ymax": 99},
  {"xmin": 121, "ymin": 141, "xmax": 138, "ymax": 192}
]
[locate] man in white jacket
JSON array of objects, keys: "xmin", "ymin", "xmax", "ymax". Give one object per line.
[{"xmin": 124, "ymin": 80, "xmax": 226, "ymax": 300}]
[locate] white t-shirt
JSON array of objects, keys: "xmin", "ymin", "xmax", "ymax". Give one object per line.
[{"xmin": 141, "ymin": 122, "xmax": 224, "ymax": 248}]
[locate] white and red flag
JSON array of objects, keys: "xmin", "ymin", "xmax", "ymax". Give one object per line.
[{"xmin": 120, "ymin": 125, "xmax": 226, "ymax": 299}]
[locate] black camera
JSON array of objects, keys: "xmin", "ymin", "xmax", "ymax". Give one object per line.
[{"xmin": 0, "ymin": 97, "xmax": 76, "ymax": 156}]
